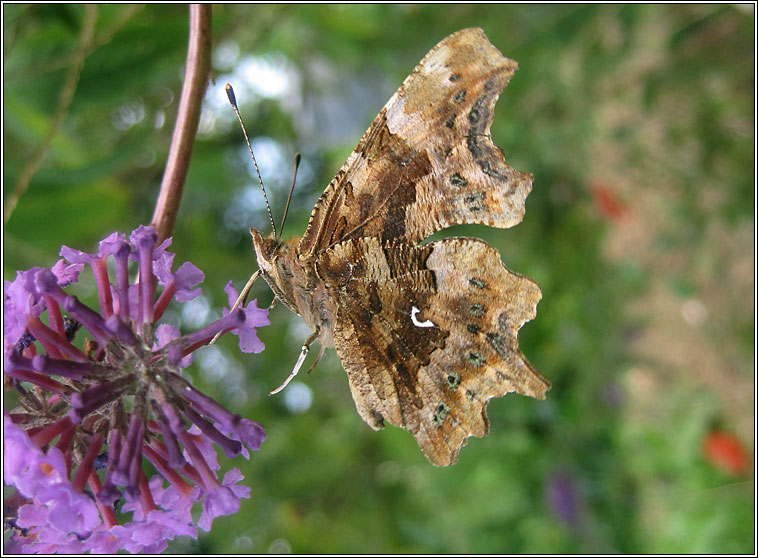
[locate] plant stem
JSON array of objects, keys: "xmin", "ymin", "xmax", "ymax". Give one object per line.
[{"xmin": 151, "ymin": 4, "xmax": 212, "ymax": 243}]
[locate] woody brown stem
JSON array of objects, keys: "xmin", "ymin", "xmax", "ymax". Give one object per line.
[{"xmin": 151, "ymin": 4, "xmax": 212, "ymax": 243}]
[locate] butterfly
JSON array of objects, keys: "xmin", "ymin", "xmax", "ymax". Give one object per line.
[{"xmin": 249, "ymin": 27, "xmax": 550, "ymax": 466}]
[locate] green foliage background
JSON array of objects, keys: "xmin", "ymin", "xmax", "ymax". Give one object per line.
[{"xmin": 3, "ymin": 4, "xmax": 754, "ymax": 554}]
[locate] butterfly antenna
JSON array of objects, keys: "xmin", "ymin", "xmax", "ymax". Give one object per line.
[
  {"xmin": 279, "ymin": 152, "xmax": 301, "ymax": 237},
  {"xmin": 225, "ymin": 83, "xmax": 277, "ymax": 238}
]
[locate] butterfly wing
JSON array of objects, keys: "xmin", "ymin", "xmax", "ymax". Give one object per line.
[
  {"xmin": 298, "ymin": 27, "xmax": 533, "ymax": 257},
  {"xmin": 320, "ymin": 237, "xmax": 549, "ymax": 466}
]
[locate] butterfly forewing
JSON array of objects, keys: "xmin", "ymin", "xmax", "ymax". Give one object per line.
[{"xmin": 298, "ymin": 27, "xmax": 533, "ymax": 257}]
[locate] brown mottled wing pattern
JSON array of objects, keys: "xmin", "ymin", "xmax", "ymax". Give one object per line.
[
  {"xmin": 320, "ymin": 237, "xmax": 549, "ymax": 466},
  {"xmin": 299, "ymin": 27, "xmax": 532, "ymax": 257}
]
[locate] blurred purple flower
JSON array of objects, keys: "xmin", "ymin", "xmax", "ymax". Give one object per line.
[
  {"xmin": 545, "ymin": 470, "xmax": 582, "ymax": 526},
  {"xmin": 3, "ymin": 225, "xmax": 269, "ymax": 553}
]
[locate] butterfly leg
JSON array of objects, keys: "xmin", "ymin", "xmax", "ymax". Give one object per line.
[
  {"xmin": 306, "ymin": 343, "xmax": 326, "ymax": 375},
  {"xmin": 270, "ymin": 327, "xmax": 320, "ymax": 395}
]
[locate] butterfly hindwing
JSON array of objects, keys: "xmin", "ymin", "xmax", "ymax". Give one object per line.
[
  {"xmin": 322, "ymin": 237, "xmax": 548, "ymax": 465},
  {"xmin": 298, "ymin": 27, "xmax": 533, "ymax": 257}
]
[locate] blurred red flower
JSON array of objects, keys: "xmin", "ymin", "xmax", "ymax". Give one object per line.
[
  {"xmin": 702, "ymin": 430, "xmax": 750, "ymax": 475},
  {"xmin": 590, "ymin": 181, "xmax": 628, "ymax": 222}
]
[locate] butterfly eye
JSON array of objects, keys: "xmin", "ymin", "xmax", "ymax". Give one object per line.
[{"xmin": 259, "ymin": 238, "xmax": 280, "ymax": 261}]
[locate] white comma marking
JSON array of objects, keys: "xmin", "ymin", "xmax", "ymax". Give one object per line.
[{"xmin": 411, "ymin": 305, "xmax": 436, "ymax": 328}]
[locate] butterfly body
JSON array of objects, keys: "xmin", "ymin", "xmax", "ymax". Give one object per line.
[
  {"xmin": 251, "ymin": 28, "xmax": 550, "ymax": 466},
  {"xmin": 251, "ymin": 231, "xmax": 338, "ymax": 348}
]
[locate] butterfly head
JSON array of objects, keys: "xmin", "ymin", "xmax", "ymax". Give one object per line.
[
  {"xmin": 249, "ymin": 228, "xmax": 282, "ymax": 275},
  {"xmin": 249, "ymin": 228, "xmax": 306, "ymax": 318}
]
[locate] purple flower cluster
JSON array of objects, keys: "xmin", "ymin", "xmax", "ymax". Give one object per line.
[{"xmin": 3, "ymin": 225, "xmax": 269, "ymax": 553}]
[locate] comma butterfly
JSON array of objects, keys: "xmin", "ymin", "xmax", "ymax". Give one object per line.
[{"xmin": 250, "ymin": 28, "xmax": 550, "ymax": 466}]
